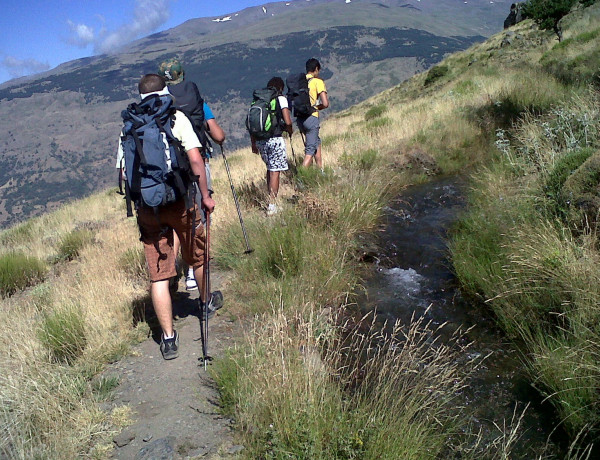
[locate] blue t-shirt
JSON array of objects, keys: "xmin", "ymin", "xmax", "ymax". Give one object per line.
[{"xmin": 203, "ymin": 102, "xmax": 214, "ymax": 120}]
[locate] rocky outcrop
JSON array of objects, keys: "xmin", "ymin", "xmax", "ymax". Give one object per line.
[{"xmin": 504, "ymin": 2, "xmax": 525, "ymax": 29}]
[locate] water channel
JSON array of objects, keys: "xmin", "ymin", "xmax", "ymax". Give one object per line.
[{"xmin": 359, "ymin": 176, "xmax": 562, "ymax": 457}]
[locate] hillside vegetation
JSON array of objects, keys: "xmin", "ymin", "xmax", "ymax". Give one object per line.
[{"xmin": 3, "ymin": 1, "xmax": 600, "ymax": 458}]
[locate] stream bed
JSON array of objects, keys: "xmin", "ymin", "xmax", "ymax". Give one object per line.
[{"xmin": 359, "ymin": 176, "xmax": 561, "ymax": 457}]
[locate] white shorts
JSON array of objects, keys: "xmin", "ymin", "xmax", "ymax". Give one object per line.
[{"xmin": 256, "ymin": 137, "xmax": 289, "ymax": 172}]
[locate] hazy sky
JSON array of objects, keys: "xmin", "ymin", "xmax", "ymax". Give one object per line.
[{"xmin": 0, "ymin": 0, "xmax": 272, "ymax": 84}]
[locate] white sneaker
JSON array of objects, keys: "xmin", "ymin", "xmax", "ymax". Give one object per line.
[
  {"xmin": 267, "ymin": 203, "xmax": 278, "ymax": 216},
  {"xmin": 186, "ymin": 267, "xmax": 198, "ymax": 290}
]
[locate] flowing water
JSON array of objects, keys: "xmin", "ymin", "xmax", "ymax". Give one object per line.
[{"xmin": 359, "ymin": 176, "xmax": 562, "ymax": 457}]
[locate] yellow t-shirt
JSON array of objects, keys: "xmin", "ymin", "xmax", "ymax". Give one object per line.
[{"xmin": 306, "ymin": 74, "xmax": 327, "ymax": 118}]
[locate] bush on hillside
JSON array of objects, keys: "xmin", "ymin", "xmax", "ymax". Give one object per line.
[
  {"xmin": 364, "ymin": 104, "xmax": 387, "ymax": 121},
  {"xmin": 560, "ymin": 150, "xmax": 600, "ymax": 224},
  {"xmin": 522, "ymin": 0, "xmax": 578, "ymax": 41},
  {"xmin": 424, "ymin": 64, "xmax": 449, "ymax": 86},
  {"xmin": 0, "ymin": 251, "xmax": 47, "ymax": 297},
  {"xmin": 543, "ymin": 147, "xmax": 595, "ymax": 210}
]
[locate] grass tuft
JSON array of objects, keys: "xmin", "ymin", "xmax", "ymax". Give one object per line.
[
  {"xmin": 55, "ymin": 228, "xmax": 96, "ymax": 262},
  {"xmin": 0, "ymin": 251, "xmax": 47, "ymax": 297},
  {"xmin": 38, "ymin": 303, "xmax": 88, "ymax": 364}
]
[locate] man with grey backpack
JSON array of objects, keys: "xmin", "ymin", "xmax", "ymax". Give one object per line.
[{"xmin": 119, "ymin": 74, "xmax": 215, "ymax": 361}]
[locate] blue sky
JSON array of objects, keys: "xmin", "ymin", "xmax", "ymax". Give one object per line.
[{"xmin": 0, "ymin": 0, "xmax": 270, "ymax": 84}]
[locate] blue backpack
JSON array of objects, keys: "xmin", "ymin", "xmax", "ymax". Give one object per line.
[{"xmin": 120, "ymin": 94, "xmax": 196, "ymax": 216}]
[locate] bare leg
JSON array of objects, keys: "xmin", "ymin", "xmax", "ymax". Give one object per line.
[
  {"xmin": 302, "ymin": 154, "xmax": 314, "ymax": 167},
  {"xmin": 151, "ymin": 279, "xmax": 174, "ymax": 337},
  {"xmin": 314, "ymin": 144, "xmax": 323, "ymax": 169},
  {"xmin": 268, "ymin": 171, "xmax": 280, "ymax": 198}
]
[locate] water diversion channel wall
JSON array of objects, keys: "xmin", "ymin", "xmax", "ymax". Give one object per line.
[{"xmin": 359, "ymin": 176, "xmax": 560, "ymax": 456}]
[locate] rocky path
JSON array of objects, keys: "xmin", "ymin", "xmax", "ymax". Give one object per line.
[{"xmin": 103, "ymin": 272, "xmax": 244, "ymax": 459}]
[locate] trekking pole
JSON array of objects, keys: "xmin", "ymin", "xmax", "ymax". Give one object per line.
[
  {"xmin": 199, "ymin": 208, "xmax": 212, "ymax": 370},
  {"xmin": 289, "ymin": 131, "xmax": 296, "ymax": 157},
  {"xmin": 220, "ymin": 145, "xmax": 254, "ymax": 254}
]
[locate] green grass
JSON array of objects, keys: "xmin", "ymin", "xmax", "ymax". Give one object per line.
[
  {"xmin": 339, "ymin": 148, "xmax": 379, "ymax": 171},
  {"xmin": 0, "ymin": 251, "xmax": 47, "ymax": 297},
  {"xmin": 38, "ymin": 303, "xmax": 88, "ymax": 364},
  {"xmin": 424, "ymin": 64, "xmax": 449, "ymax": 86},
  {"xmin": 55, "ymin": 228, "xmax": 96, "ymax": 262},
  {"xmin": 364, "ymin": 104, "xmax": 387, "ymax": 121}
]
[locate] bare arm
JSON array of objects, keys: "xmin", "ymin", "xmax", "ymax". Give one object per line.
[
  {"xmin": 282, "ymin": 107, "xmax": 293, "ymax": 134},
  {"xmin": 187, "ymin": 147, "xmax": 215, "ymax": 212},
  {"xmin": 316, "ymin": 91, "xmax": 329, "ymax": 110},
  {"xmin": 206, "ymin": 119, "xmax": 225, "ymax": 145}
]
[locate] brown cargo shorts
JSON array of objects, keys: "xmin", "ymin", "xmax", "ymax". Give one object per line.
[{"xmin": 136, "ymin": 199, "xmax": 205, "ymax": 282}]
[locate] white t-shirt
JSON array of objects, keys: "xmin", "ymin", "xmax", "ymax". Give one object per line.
[
  {"xmin": 116, "ymin": 109, "xmax": 201, "ymax": 168},
  {"xmin": 277, "ymin": 95, "xmax": 288, "ymax": 111}
]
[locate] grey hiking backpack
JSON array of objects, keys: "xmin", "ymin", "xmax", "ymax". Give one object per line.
[
  {"xmin": 245, "ymin": 87, "xmax": 281, "ymax": 140},
  {"xmin": 120, "ymin": 94, "xmax": 197, "ymax": 216}
]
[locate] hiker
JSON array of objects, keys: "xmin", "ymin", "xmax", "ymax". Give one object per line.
[
  {"xmin": 249, "ymin": 77, "xmax": 293, "ymax": 215},
  {"xmin": 119, "ymin": 73, "xmax": 215, "ymax": 360},
  {"xmin": 297, "ymin": 58, "xmax": 329, "ymax": 168},
  {"xmin": 158, "ymin": 58, "xmax": 226, "ymax": 290}
]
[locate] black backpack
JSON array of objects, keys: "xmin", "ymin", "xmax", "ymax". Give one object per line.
[
  {"xmin": 286, "ymin": 73, "xmax": 313, "ymax": 118},
  {"xmin": 120, "ymin": 94, "xmax": 197, "ymax": 216},
  {"xmin": 245, "ymin": 87, "xmax": 281, "ymax": 140},
  {"xmin": 168, "ymin": 80, "xmax": 213, "ymax": 157}
]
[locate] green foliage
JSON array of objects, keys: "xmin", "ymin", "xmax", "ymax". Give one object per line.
[
  {"xmin": 0, "ymin": 251, "xmax": 47, "ymax": 297},
  {"xmin": 55, "ymin": 228, "xmax": 95, "ymax": 262},
  {"xmin": 364, "ymin": 104, "xmax": 387, "ymax": 121},
  {"xmin": 294, "ymin": 165, "xmax": 335, "ymax": 190},
  {"xmin": 92, "ymin": 376, "xmax": 120, "ymax": 401},
  {"xmin": 424, "ymin": 64, "xmax": 449, "ymax": 86},
  {"xmin": 543, "ymin": 147, "xmax": 594, "ymax": 213},
  {"xmin": 364, "ymin": 117, "xmax": 393, "ymax": 131},
  {"xmin": 39, "ymin": 304, "xmax": 87, "ymax": 364},
  {"xmin": 471, "ymin": 70, "xmax": 568, "ymax": 128},
  {"xmin": 258, "ymin": 215, "xmax": 307, "ymax": 279},
  {"xmin": 339, "ymin": 149, "xmax": 379, "ymax": 171},
  {"xmin": 522, "ymin": 0, "xmax": 577, "ymax": 40}
]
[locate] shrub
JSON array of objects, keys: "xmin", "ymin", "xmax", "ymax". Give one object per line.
[
  {"xmin": 39, "ymin": 303, "xmax": 87, "ymax": 364},
  {"xmin": 364, "ymin": 117, "xmax": 393, "ymax": 131},
  {"xmin": 294, "ymin": 165, "xmax": 334, "ymax": 190},
  {"xmin": 0, "ymin": 251, "xmax": 47, "ymax": 297},
  {"xmin": 56, "ymin": 228, "xmax": 95, "ymax": 262},
  {"xmin": 364, "ymin": 104, "xmax": 387, "ymax": 121},
  {"xmin": 257, "ymin": 216, "xmax": 306, "ymax": 279},
  {"xmin": 424, "ymin": 64, "xmax": 449, "ymax": 86},
  {"xmin": 339, "ymin": 149, "xmax": 379, "ymax": 171},
  {"xmin": 543, "ymin": 147, "xmax": 595, "ymax": 212}
]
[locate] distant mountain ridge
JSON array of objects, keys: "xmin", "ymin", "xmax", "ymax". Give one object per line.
[{"xmin": 0, "ymin": 0, "xmax": 509, "ymax": 228}]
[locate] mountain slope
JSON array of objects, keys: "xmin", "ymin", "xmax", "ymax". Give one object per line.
[{"xmin": 0, "ymin": 0, "xmax": 509, "ymax": 228}]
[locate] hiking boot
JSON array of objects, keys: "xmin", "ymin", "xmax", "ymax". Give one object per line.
[
  {"xmin": 160, "ymin": 330, "xmax": 179, "ymax": 360},
  {"xmin": 200, "ymin": 290, "xmax": 224, "ymax": 319},
  {"xmin": 185, "ymin": 267, "xmax": 197, "ymax": 290}
]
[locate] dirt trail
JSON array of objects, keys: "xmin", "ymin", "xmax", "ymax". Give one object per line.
[{"xmin": 103, "ymin": 271, "xmax": 243, "ymax": 459}]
